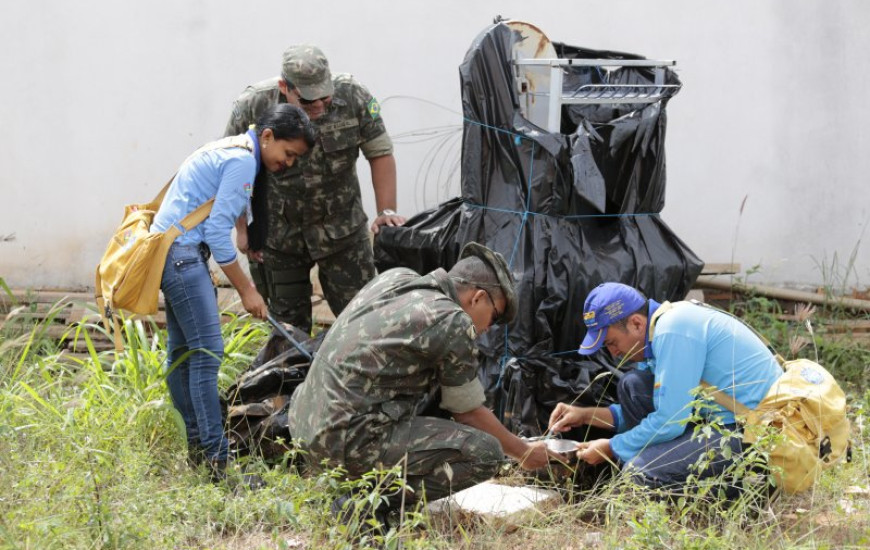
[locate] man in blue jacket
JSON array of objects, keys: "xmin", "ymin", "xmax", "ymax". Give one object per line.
[{"xmin": 548, "ymin": 282, "xmax": 783, "ymax": 491}]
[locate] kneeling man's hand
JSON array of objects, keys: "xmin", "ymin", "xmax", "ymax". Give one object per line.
[
  {"xmin": 575, "ymin": 438, "xmax": 613, "ymax": 465},
  {"xmin": 547, "ymin": 403, "xmax": 584, "ymax": 434},
  {"xmin": 518, "ymin": 440, "xmax": 566, "ymax": 470}
]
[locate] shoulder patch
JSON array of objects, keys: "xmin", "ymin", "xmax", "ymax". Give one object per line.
[
  {"xmin": 243, "ymin": 182, "xmax": 253, "ymax": 196},
  {"xmin": 367, "ymin": 97, "xmax": 381, "ymax": 119}
]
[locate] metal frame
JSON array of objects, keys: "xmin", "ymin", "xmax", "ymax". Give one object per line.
[{"xmin": 514, "ymin": 58, "xmax": 680, "ymax": 132}]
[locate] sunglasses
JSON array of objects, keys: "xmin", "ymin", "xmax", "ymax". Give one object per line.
[
  {"xmin": 449, "ymin": 276, "xmax": 507, "ymax": 327},
  {"xmin": 296, "ymin": 92, "xmax": 331, "ymax": 105},
  {"xmin": 479, "ymin": 287, "xmax": 505, "ymax": 326}
]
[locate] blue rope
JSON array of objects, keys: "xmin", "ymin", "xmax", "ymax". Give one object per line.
[
  {"xmin": 494, "ymin": 138, "xmax": 537, "ymax": 420},
  {"xmin": 462, "ymin": 117, "xmax": 530, "ymax": 140},
  {"xmin": 512, "ymin": 349, "xmax": 584, "ymax": 361},
  {"xmin": 466, "ymin": 202, "xmax": 661, "ymax": 221}
]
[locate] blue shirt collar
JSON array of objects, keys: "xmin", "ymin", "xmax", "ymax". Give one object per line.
[
  {"xmin": 246, "ymin": 128, "xmax": 262, "ymax": 172},
  {"xmin": 643, "ymin": 299, "xmax": 662, "ymax": 359}
]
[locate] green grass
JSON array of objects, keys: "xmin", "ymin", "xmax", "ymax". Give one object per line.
[{"xmin": 0, "ymin": 293, "xmax": 868, "ymax": 549}]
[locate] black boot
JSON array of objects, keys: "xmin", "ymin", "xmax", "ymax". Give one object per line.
[
  {"xmin": 186, "ymin": 445, "xmax": 206, "ymax": 468},
  {"xmin": 330, "ymin": 491, "xmax": 392, "ymax": 536},
  {"xmin": 207, "ymin": 458, "xmax": 267, "ymax": 491},
  {"xmin": 207, "ymin": 459, "xmax": 229, "ymax": 483}
]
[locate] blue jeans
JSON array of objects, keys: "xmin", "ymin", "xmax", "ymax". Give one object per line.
[
  {"xmin": 161, "ymin": 243, "xmax": 228, "ymax": 461},
  {"xmin": 617, "ymin": 369, "xmax": 744, "ymax": 492}
]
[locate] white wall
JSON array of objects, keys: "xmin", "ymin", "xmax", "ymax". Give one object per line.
[{"xmin": 1, "ymin": 0, "xmax": 868, "ymax": 291}]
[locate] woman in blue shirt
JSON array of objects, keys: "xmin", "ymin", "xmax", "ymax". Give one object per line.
[{"xmin": 152, "ymin": 104, "xmax": 315, "ymax": 481}]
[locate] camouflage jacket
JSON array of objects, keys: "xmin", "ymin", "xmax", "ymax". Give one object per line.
[
  {"xmin": 224, "ymin": 74, "xmax": 393, "ymax": 258},
  {"xmin": 287, "ymin": 267, "xmax": 486, "ymax": 469}
]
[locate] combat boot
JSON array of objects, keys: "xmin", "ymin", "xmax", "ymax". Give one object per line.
[
  {"xmin": 207, "ymin": 458, "xmax": 267, "ymax": 492},
  {"xmin": 186, "ymin": 445, "xmax": 206, "ymax": 468},
  {"xmin": 330, "ymin": 491, "xmax": 392, "ymax": 536}
]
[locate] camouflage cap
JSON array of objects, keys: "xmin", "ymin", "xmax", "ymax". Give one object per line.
[
  {"xmin": 459, "ymin": 242, "xmax": 518, "ymax": 324},
  {"xmin": 281, "ymin": 44, "xmax": 334, "ymax": 100}
]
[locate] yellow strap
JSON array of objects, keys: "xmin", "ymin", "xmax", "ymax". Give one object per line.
[
  {"xmin": 143, "ymin": 134, "xmax": 253, "ymax": 212},
  {"xmin": 97, "ymin": 294, "xmax": 125, "ymax": 352},
  {"xmin": 647, "ymin": 300, "xmax": 673, "ymax": 341},
  {"xmin": 143, "ymin": 175, "xmax": 177, "ymax": 212},
  {"xmin": 112, "ymin": 315, "xmax": 124, "ymax": 352},
  {"xmin": 95, "ymin": 295, "xmax": 111, "ymax": 333},
  {"xmin": 166, "ymin": 198, "xmax": 215, "ymax": 237},
  {"xmin": 179, "ymin": 198, "xmax": 215, "ymax": 231},
  {"xmin": 699, "ymin": 381, "xmax": 751, "ymax": 416}
]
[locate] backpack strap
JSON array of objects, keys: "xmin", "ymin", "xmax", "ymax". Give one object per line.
[
  {"xmin": 156, "ymin": 133, "xmax": 254, "ymax": 238},
  {"xmin": 144, "ymin": 134, "xmax": 253, "ymax": 212},
  {"xmin": 649, "ymin": 299, "xmax": 786, "ymax": 366},
  {"xmin": 111, "ymin": 313, "xmax": 124, "ymax": 352},
  {"xmin": 687, "ymin": 299, "xmax": 786, "ymax": 367},
  {"xmin": 699, "ymin": 381, "xmax": 752, "ymax": 416},
  {"xmin": 163, "ymin": 198, "xmax": 216, "ymax": 240},
  {"xmin": 647, "ymin": 300, "xmax": 674, "ymax": 341}
]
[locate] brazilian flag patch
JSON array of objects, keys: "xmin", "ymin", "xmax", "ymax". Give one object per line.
[{"xmin": 367, "ymin": 97, "xmax": 381, "ymax": 119}]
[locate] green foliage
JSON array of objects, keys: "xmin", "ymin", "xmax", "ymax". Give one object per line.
[
  {"xmin": 730, "ymin": 292, "xmax": 870, "ymax": 392},
  {"xmin": 1, "ymin": 292, "xmax": 868, "ymax": 549},
  {"xmin": 811, "ymin": 238, "xmax": 865, "ymax": 302},
  {"xmin": 0, "ymin": 304, "xmax": 442, "ymax": 549}
]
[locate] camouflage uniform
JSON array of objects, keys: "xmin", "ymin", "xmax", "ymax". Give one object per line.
[
  {"xmin": 225, "ymin": 74, "xmax": 392, "ymax": 332},
  {"xmin": 288, "ymin": 267, "xmax": 504, "ymax": 503}
]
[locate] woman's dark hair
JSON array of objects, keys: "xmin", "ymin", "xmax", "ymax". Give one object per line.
[{"xmin": 255, "ymin": 104, "xmax": 317, "ymax": 147}]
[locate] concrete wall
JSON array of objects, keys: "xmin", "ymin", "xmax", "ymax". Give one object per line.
[{"xmin": 2, "ymin": 0, "xmax": 868, "ymax": 291}]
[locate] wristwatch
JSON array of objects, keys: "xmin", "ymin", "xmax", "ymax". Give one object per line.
[{"xmin": 378, "ymin": 209, "xmax": 397, "ymax": 217}]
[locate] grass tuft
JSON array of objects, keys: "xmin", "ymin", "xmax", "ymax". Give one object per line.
[{"xmin": 0, "ymin": 291, "xmax": 868, "ymax": 549}]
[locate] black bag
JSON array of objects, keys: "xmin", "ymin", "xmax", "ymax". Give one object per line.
[{"xmin": 224, "ymin": 330, "xmax": 325, "ymax": 459}]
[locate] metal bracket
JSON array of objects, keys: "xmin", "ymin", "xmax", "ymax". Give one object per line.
[{"xmin": 514, "ymin": 58, "xmax": 680, "ymax": 132}]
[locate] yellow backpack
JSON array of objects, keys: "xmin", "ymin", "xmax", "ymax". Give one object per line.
[
  {"xmin": 741, "ymin": 358, "xmax": 850, "ymax": 493},
  {"xmin": 650, "ymin": 300, "xmax": 850, "ymax": 493},
  {"xmin": 95, "ymin": 135, "xmax": 253, "ymax": 350}
]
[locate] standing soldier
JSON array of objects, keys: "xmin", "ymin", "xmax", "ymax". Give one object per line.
[{"xmin": 225, "ymin": 44, "xmax": 405, "ymax": 335}]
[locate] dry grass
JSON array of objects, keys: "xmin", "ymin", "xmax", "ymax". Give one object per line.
[{"xmin": 0, "ymin": 288, "xmax": 868, "ymax": 549}]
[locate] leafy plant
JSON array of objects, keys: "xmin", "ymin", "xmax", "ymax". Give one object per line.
[{"xmin": 1, "ymin": 292, "xmax": 868, "ymax": 549}]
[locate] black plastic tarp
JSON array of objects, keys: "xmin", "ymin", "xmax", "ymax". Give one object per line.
[
  {"xmin": 224, "ymin": 328, "xmax": 325, "ymax": 459},
  {"xmin": 376, "ymin": 21, "xmax": 701, "ymax": 437}
]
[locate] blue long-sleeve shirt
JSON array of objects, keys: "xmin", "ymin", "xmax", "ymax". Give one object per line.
[
  {"xmin": 151, "ymin": 131, "xmax": 261, "ymax": 265},
  {"xmin": 608, "ymin": 301, "xmax": 784, "ymax": 463}
]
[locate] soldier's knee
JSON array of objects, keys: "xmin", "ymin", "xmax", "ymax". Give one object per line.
[{"xmin": 468, "ymin": 431, "xmax": 503, "ymax": 477}]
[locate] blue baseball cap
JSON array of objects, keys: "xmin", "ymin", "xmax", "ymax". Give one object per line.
[{"xmin": 578, "ymin": 282, "xmax": 647, "ymax": 355}]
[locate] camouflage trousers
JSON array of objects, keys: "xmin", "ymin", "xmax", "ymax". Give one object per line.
[
  {"xmin": 346, "ymin": 416, "xmax": 504, "ymax": 505},
  {"xmin": 249, "ymin": 231, "xmax": 376, "ymax": 333}
]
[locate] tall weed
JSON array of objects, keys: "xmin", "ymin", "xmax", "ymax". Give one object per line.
[{"xmin": 1, "ymin": 292, "xmax": 868, "ymax": 549}]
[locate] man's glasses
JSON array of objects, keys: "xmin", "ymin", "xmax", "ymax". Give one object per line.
[
  {"xmin": 479, "ymin": 287, "xmax": 504, "ymax": 326},
  {"xmin": 449, "ymin": 276, "xmax": 506, "ymax": 327},
  {"xmin": 296, "ymin": 92, "xmax": 331, "ymax": 105}
]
